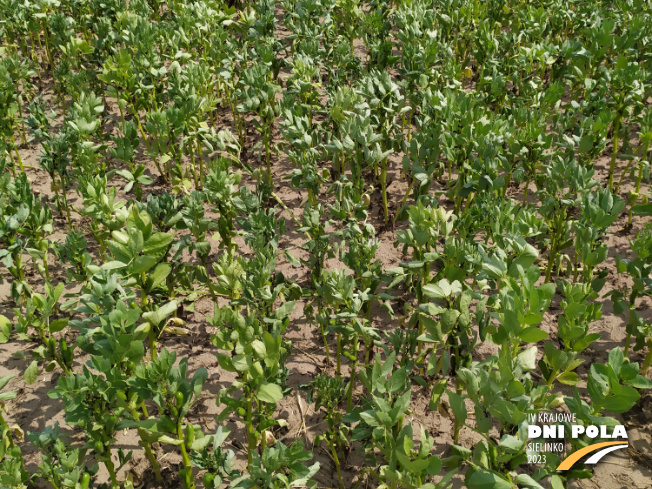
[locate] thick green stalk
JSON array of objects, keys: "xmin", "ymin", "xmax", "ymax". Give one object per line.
[
  {"xmin": 394, "ymin": 179, "xmax": 414, "ymax": 224},
  {"xmin": 246, "ymin": 392, "xmax": 255, "ymax": 469},
  {"xmin": 189, "ymin": 142, "xmax": 200, "ymax": 189},
  {"xmin": 545, "ymin": 247, "xmax": 556, "ymax": 283},
  {"xmin": 15, "ymin": 111, "xmax": 28, "ymax": 147},
  {"xmin": 329, "ymin": 438, "xmax": 344, "ymax": 489},
  {"xmin": 381, "ymin": 157, "xmax": 388, "ymax": 224},
  {"xmin": 149, "ymin": 330, "xmax": 158, "ymax": 360},
  {"xmin": 10, "ymin": 135, "xmax": 24, "ymax": 172},
  {"xmin": 259, "ymin": 400, "xmax": 267, "ymax": 456},
  {"xmin": 628, "ymin": 161, "xmax": 645, "ymax": 228},
  {"xmin": 608, "ymin": 118, "xmax": 621, "ymax": 192},
  {"xmin": 104, "ymin": 456, "xmax": 119, "ymax": 489},
  {"xmin": 336, "ymin": 333, "xmax": 342, "ymax": 377},
  {"xmin": 615, "ymin": 157, "xmax": 638, "ymax": 196},
  {"xmin": 59, "ymin": 172, "xmax": 73, "ymax": 227},
  {"xmin": 196, "ymin": 138, "xmax": 204, "ymax": 189},
  {"xmin": 131, "ymin": 105, "xmax": 165, "ymax": 179},
  {"xmin": 131, "ymin": 407, "xmax": 162, "ymax": 482},
  {"xmin": 416, "ymin": 260, "xmax": 426, "ymax": 360},
  {"xmin": 265, "ymin": 123, "xmax": 272, "ymax": 188},
  {"xmin": 41, "ymin": 244, "xmax": 51, "ymax": 281},
  {"xmin": 346, "ymin": 335, "xmax": 358, "ymax": 411},
  {"xmin": 178, "ymin": 424, "xmax": 195, "ymax": 489}
]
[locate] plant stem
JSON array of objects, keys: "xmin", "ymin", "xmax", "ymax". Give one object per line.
[
  {"xmin": 545, "ymin": 249, "xmax": 555, "ymax": 283},
  {"xmin": 394, "ymin": 179, "xmax": 414, "ymax": 224},
  {"xmin": 104, "ymin": 456, "xmax": 119, "ymax": 489},
  {"xmin": 628, "ymin": 161, "xmax": 645, "ymax": 228},
  {"xmin": 10, "ymin": 135, "xmax": 24, "ymax": 173},
  {"xmin": 615, "ymin": 157, "xmax": 637, "ymax": 196},
  {"xmin": 265, "ymin": 125, "xmax": 272, "ymax": 188},
  {"xmin": 15, "ymin": 112, "xmax": 28, "ymax": 147},
  {"xmin": 149, "ymin": 330, "xmax": 158, "ymax": 360},
  {"xmin": 336, "ymin": 333, "xmax": 342, "ymax": 377},
  {"xmin": 608, "ymin": 118, "xmax": 621, "ymax": 192},
  {"xmin": 381, "ymin": 157, "xmax": 388, "ymax": 224},
  {"xmin": 196, "ymin": 138, "xmax": 204, "ymax": 189},
  {"xmin": 318, "ymin": 320, "xmax": 331, "ymax": 365},
  {"xmin": 346, "ymin": 335, "xmax": 358, "ymax": 411},
  {"xmin": 131, "ymin": 103, "xmax": 165, "ymax": 179},
  {"xmin": 178, "ymin": 424, "xmax": 196, "ymax": 489},
  {"xmin": 329, "ymin": 438, "xmax": 344, "ymax": 489},
  {"xmin": 41, "ymin": 20, "xmax": 54, "ymax": 73},
  {"xmin": 189, "ymin": 140, "xmax": 199, "ymax": 189},
  {"xmin": 246, "ymin": 392, "xmax": 255, "ymax": 469},
  {"xmin": 131, "ymin": 407, "xmax": 162, "ymax": 482}
]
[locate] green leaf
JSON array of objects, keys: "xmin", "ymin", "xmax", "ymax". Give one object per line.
[
  {"xmin": 143, "ymin": 232, "xmax": 174, "ymax": 257},
  {"xmin": 274, "ymin": 301, "xmax": 296, "ymax": 320},
  {"xmin": 467, "ymin": 469, "xmax": 513, "ymax": 489},
  {"xmin": 142, "ymin": 301, "xmax": 178, "ymax": 327},
  {"xmin": 132, "ymin": 255, "xmax": 158, "ymax": 274},
  {"xmin": 102, "ymin": 260, "xmax": 127, "ymax": 270},
  {"xmin": 158, "ymin": 435, "xmax": 184, "ymax": 446},
  {"xmin": 388, "ymin": 367, "xmax": 407, "ymax": 394},
  {"xmin": 0, "ymin": 391, "xmax": 17, "ymax": 401},
  {"xmin": 627, "ymin": 375, "xmax": 652, "ymax": 389},
  {"xmin": 24, "ymin": 360, "xmax": 39, "ymax": 385},
  {"xmin": 498, "ymin": 434, "xmax": 524, "ymax": 452},
  {"xmin": 49, "ymin": 318, "xmax": 69, "ymax": 334},
  {"xmin": 631, "ymin": 204, "xmax": 652, "ymax": 216},
  {"xmin": 503, "ymin": 310, "xmax": 520, "ymax": 336},
  {"xmin": 0, "ymin": 376, "xmax": 14, "ymax": 393},
  {"xmin": 147, "ymin": 263, "xmax": 172, "ymax": 290},
  {"xmin": 550, "ymin": 475, "xmax": 564, "ymax": 489},
  {"xmin": 192, "ymin": 368, "xmax": 208, "ymax": 398},
  {"xmin": 448, "ymin": 391, "xmax": 467, "ymax": 424},
  {"xmin": 0, "ymin": 315, "xmax": 11, "ymax": 343},
  {"xmin": 538, "ymin": 283, "xmax": 556, "ymax": 300},
  {"xmin": 516, "ymin": 346, "xmax": 538, "ymax": 371},
  {"xmin": 608, "ymin": 347, "xmax": 624, "ymax": 377},
  {"xmin": 284, "ymin": 250, "xmax": 301, "ymax": 267},
  {"xmin": 557, "ymin": 371, "xmax": 580, "ymax": 385},
  {"xmin": 256, "ymin": 383, "xmax": 283, "ymax": 404},
  {"xmin": 515, "ymin": 473, "xmax": 545, "ymax": 489},
  {"xmin": 518, "ymin": 327, "xmax": 548, "ymax": 343}
]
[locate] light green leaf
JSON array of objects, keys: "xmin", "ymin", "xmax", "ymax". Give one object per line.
[
  {"xmin": 148, "ymin": 263, "xmax": 172, "ymax": 290},
  {"xmin": 467, "ymin": 469, "xmax": 512, "ymax": 489},
  {"xmin": 514, "ymin": 473, "xmax": 545, "ymax": 489},
  {"xmin": 516, "ymin": 346, "xmax": 538, "ymax": 371},
  {"xmin": 631, "ymin": 204, "xmax": 652, "ymax": 216},
  {"xmin": 24, "ymin": 360, "xmax": 39, "ymax": 385},
  {"xmin": 0, "ymin": 315, "xmax": 11, "ymax": 343},
  {"xmin": 49, "ymin": 318, "xmax": 69, "ymax": 334},
  {"xmin": 256, "ymin": 383, "xmax": 283, "ymax": 404},
  {"xmin": 518, "ymin": 327, "xmax": 548, "ymax": 343},
  {"xmin": 142, "ymin": 301, "xmax": 178, "ymax": 327}
]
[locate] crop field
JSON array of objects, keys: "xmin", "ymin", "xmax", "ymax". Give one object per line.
[{"xmin": 2, "ymin": 0, "xmax": 652, "ymax": 488}]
